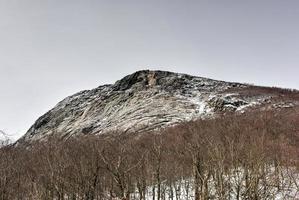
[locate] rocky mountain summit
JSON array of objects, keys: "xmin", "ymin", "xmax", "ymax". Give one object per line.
[{"xmin": 19, "ymin": 70, "xmax": 298, "ymax": 143}]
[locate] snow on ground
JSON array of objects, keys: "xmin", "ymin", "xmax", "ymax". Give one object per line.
[{"xmin": 126, "ymin": 167, "xmax": 299, "ymax": 200}]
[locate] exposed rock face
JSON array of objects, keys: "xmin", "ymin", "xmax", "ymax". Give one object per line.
[{"xmin": 19, "ymin": 70, "xmax": 298, "ymax": 142}]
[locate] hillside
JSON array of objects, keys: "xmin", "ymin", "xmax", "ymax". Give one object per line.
[
  {"xmin": 3, "ymin": 70, "xmax": 298, "ymax": 199},
  {"xmin": 19, "ymin": 70, "xmax": 299, "ymax": 143}
]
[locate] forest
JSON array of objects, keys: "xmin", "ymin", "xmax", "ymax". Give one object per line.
[{"xmin": 0, "ymin": 110, "xmax": 298, "ymax": 200}]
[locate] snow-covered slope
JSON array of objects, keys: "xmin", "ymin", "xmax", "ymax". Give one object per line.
[{"xmin": 19, "ymin": 70, "xmax": 298, "ymax": 142}]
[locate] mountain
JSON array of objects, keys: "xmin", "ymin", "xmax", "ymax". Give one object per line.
[
  {"xmin": 18, "ymin": 70, "xmax": 299, "ymax": 143},
  {"xmin": 0, "ymin": 130, "xmax": 10, "ymax": 142}
]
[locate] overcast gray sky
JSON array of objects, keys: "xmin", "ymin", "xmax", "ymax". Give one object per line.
[{"xmin": 0, "ymin": 0, "xmax": 298, "ymax": 140}]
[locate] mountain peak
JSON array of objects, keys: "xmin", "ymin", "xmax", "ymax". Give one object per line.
[{"xmin": 113, "ymin": 70, "xmax": 182, "ymax": 91}]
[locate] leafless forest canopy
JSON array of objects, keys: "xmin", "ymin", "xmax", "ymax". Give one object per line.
[{"xmin": 0, "ymin": 109, "xmax": 298, "ymax": 200}]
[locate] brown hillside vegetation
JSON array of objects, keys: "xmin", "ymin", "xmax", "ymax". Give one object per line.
[{"xmin": 0, "ymin": 109, "xmax": 299, "ymax": 199}]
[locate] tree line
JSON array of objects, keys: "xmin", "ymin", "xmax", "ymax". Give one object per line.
[{"xmin": 0, "ymin": 110, "xmax": 298, "ymax": 200}]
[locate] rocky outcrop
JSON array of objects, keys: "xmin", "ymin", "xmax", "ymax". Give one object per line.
[{"xmin": 18, "ymin": 70, "xmax": 298, "ymax": 143}]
